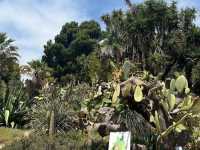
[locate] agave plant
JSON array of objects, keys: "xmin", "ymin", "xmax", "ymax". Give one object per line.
[{"xmin": 0, "ymin": 80, "xmax": 30, "ymax": 128}]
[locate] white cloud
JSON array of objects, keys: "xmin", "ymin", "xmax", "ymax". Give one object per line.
[{"xmin": 0, "ymin": 0, "xmax": 89, "ymax": 64}]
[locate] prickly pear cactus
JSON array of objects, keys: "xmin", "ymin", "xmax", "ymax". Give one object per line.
[
  {"xmin": 168, "ymin": 94, "xmax": 176, "ymax": 111},
  {"xmin": 134, "ymin": 85, "xmax": 143, "ymax": 102},
  {"xmin": 112, "ymin": 84, "xmax": 120, "ymax": 104},
  {"xmin": 170, "ymin": 79, "xmax": 176, "ymax": 92},
  {"xmin": 175, "ymin": 75, "xmax": 188, "ymax": 93}
]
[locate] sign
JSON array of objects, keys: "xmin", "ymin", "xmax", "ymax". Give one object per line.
[{"xmin": 108, "ymin": 132, "xmax": 131, "ymax": 150}]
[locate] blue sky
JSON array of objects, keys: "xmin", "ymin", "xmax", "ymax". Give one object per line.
[{"xmin": 0, "ymin": 0, "xmax": 199, "ymax": 64}]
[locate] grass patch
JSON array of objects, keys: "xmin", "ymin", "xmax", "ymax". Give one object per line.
[{"xmin": 0, "ymin": 128, "xmax": 27, "ymax": 145}]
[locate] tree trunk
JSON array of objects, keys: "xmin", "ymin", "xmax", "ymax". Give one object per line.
[
  {"xmin": 161, "ymin": 58, "xmax": 177, "ymax": 80},
  {"xmin": 49, "ymin": 110, "xmax": 55, "ymax": 137},
  {"xmin": 185, "ymin": 60, "xmax": 193, "ymax": 88}
]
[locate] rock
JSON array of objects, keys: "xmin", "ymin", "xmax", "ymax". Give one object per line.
[
  {"xmin": 98, "ymin": 107, "xmax": 115, "ymax": 122},
  {"xmin": 132, "ymin": 144, "xmax": 147, "ymax": 150},
  {"xmin": 95, "ymin": 123, "xmax": 121, "ymax": 137}
]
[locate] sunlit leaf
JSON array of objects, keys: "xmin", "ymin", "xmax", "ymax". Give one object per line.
[
  {"xmin": 154, "ymin": 111, "xmax": 161, "ymax": 132},
  {"xmin": 179, "ymin": 96, "xmax": 193, "ymax": 111},
  {"xmin": 161, "ymin": 100, "xmax": 169, "ymax": 112},
  {"xmin": 5, "ymin": 110, "xmax": 10, "ymax": 126},
  {"xmin": 168, "ymin": 94, "xmax": 176, "ymax": 111},
  {"xmin": 185, "ymin": 88, "xmax": 190, "ymax": 94},
  {"xmin": 175, "ymin": 75, "xmax": 187, "ymax": 93},
  {"xmin": 175, "ymin": 123, "xmax": 187, "ymax": 133},
  {"xmin": 134, "ymin": 85, "xmax": 143, "ymax": 102},
  {"xmin": 170, "ymin": 79, "xmax": 176, "ymax": 91},
  {"xmin": 11, "ymin": 121, "xmax": 15, "ymax": 128},
  {"xmin": 150, "ymin": 114, "xmax": 155, "ymax": 123},
  {"xmin": 112, "ymin": 84, "xmax": 120, "ymax": 104}
]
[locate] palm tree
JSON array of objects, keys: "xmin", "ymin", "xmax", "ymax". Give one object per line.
[
  {"xmin": 21, "ymin": 60, "xmax": 53, "ymax": 87},
  {"xmin": 124, "ymin": 0, "xmax": 132, "ymax": 9},
  {"xmin": 124, "ymin": 0, "xmax": 137, "ymax": 14},
  {"xmin": 0, "ymin": 33, "xmax": 20, "ymax": 82},
  {"xmin": 28, "ymin": 60, "xmax": 53, "ymax": 86},
  {"xmin": 20, "ymin": 60, "xmax": 54, "ymax": 99}
]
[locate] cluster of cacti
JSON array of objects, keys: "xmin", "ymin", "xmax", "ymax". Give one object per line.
[
  {"xmin": 160, "ymin": 75, "xmax": 192, "ymax": 114},
  {"xmin": 149, "ymin": 75, "xmax": 200, "ymax": 149},
  {"xmin": 112, "ymin": 78, "xmax": 144, "ymax": 104},
  {"xmin": 172, "ymin": 75, "xmax": 189, "ymax": 94},
  {"xmin": 81, "ymin": 73, "xmax": 200, "ymax": 149}
]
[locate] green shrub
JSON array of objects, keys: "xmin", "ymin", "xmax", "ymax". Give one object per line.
[
  {"xmin": 192, "ymin": 62, "xmax": 200, "ymax": 94},
  {"xmin": 0, "ymin": 80, "xmax": 30, "ymax": 128},
  {"xmin": 29, "ymin": 83, "xmax": 92, "ymax": 134}
]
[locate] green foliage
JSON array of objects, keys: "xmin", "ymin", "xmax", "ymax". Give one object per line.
[
  {"xmin": 1, "ymin": 0, "xmax": 200, "ymax": 149},
  {"xmin": 149, "ymin": 75, "xmax": 200, "ymax": 148},
  {"xmin": 134, "ymin": 85, "xmax": 143, "ymax": 102},
  {"xmin": 179, "ymin": 96, "xmax": 193, "ymax": 111},
  {"xmin": 83, "ymin": 83, "xmax": 113, "ymax": 112},
  {"xmin": 148, "ymin": 52, "xmax": 166, "ymax": 75},
  {"xmin": 4, "ymin": 110, "xmax": 10, "ymax": 126},
  {"xmin": 168, "ymin": 94, "xmax": 176, "ymax": 111},
  {"xmin": 0, "ymin": 80, "xmax": 29, "ymax": 128},
  {"xmin": 0, "ymin": 33, "xmax": 20, "ymax": 82},
  {"xmin": 102, "ymin": 0, "xmax": 200, "ymax": 83},
  {"xmin": 118, "ymin": 108, "xmax": 153, "ymax": 143},
  {"xmin": 30, "ymin": 83, "xmax": 92, "ymax": 134},
  {"xmin": 42, "ymin": 21, "xmax": 102, "ymax": 82},
  {"xmin": 83, "ymin": 52, "xmax": 102, "ymax": 84},
  {"xmin": 175, "ymin": 75, "xmax": 188, "ymax": 93},
  {"xmin": 192, "ymin": 62, "xmax": 200, "ymax": 94},
  {"xmin": 170, "ymin": 79, "xmax": 176, "ymax": 92},
  {"xmin": 175, "ymin": 123, "xmax": 187, "ymax": 133},
  {"xmin": 122, "ymin": 60, "xmax": 133, "ymax": 80},
  {"xmin": 112, "ymin": 84, "xmax": 120, "ymax": 104}
]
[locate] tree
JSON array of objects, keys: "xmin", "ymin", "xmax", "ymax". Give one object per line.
[
  {"xmin": 20, "ymin": 60, "xmax": 54, "ymax": 99},
  {"xmin": 0, "ymin": 33, "xmax": 20, "ymax": 82},
  {"xmin": 42, "ymin": 21, "xmax": 102, "ymax": 82},
  {"xmin": 101, "ymin": 0, "xmax": 200, "ymax": 85}
]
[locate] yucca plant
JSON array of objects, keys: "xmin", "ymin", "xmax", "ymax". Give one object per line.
[
  {"xmin": 0, "ymin": 80, "xmax": 30, "ymax": 128},
  {"xmin": 29, "ymin": 84, "xmax": 91, "ymax": 135}
]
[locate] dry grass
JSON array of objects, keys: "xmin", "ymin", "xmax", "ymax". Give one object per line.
[{"xmin": 0, "ymin": 128, "xmax": 29, "ymax": 147}]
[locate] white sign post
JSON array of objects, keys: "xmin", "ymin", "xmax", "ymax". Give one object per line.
[{"xmin": 108, "ymin": 132, "xmax": 131, "ymax": 150}]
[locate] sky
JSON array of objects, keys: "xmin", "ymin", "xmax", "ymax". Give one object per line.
[{"xmin": 0, "ymin": 0, "xmax": 199, "ymax": 65}]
